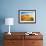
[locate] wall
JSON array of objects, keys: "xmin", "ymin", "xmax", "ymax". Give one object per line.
[
  {"xmin": 0, "ymin": 0, "xmax": 46, "ymax": 46},
  {"xmin": 0, "ymin": 0, "xmax": 46, "ymax": 32}
]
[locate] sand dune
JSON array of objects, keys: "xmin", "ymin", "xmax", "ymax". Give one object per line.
[{"xmin": 21, "ymin": 15, "xmax": 34, "ymax": 21}]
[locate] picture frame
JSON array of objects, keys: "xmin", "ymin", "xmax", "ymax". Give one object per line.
[{"xmin": 18, "ymin": 10, "xmax": 36, "ymax": 24}]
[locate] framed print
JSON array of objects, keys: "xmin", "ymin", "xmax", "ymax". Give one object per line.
[{"xmin": 18, "ymin": 10, "xmax": 36, "ymax": 24}]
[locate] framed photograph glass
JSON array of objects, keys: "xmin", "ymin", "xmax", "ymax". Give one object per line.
[{"xmin": 18, "ymin": 10, "xmax": 36, "ymax": 24}]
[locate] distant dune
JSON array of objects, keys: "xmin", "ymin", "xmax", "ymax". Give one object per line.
[{"xmin": 21, "ymin": 14, "xmax": 34, "ymax": 21}]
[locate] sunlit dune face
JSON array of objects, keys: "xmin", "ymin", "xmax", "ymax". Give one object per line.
[{"xmin": 21, "ymin": 14, "xmax": 34, "ymax": 21}]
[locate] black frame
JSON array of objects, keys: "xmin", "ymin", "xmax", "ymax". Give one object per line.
[{"xmin": 18, "ymin": 10, "xmax": 36, "ymax": 24}]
